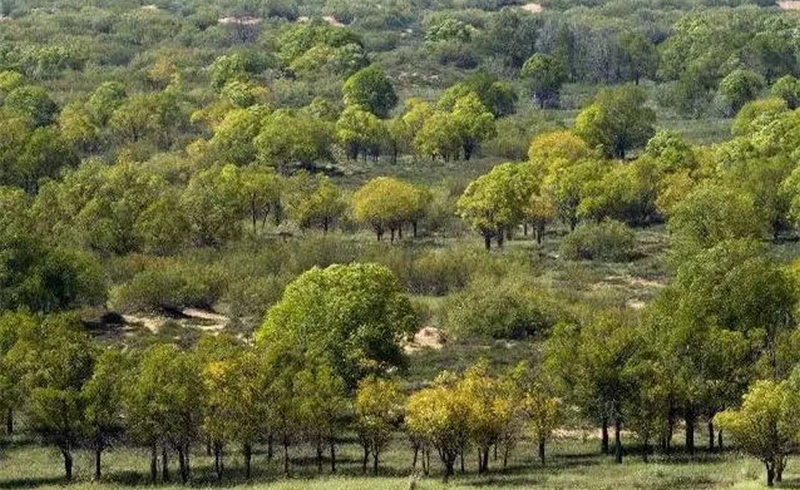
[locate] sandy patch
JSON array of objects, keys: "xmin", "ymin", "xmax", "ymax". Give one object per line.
[
  {"xmin": 521, "ymin": 3, "xmax": 544, "ymax": 13},
  {"xmin": 123, "ymin": 308, "xmax": 229, "ymax": 334},
  {"xmin": 297, "ymin": 15, "xmax": 345, "ymax": 27},
  {"xmin": 140, "ymin": 5, "xmax": 160, "ymax": 12},
  {"xmin": 404, "ymin": 327, "xmax": 447, "ymax": 353},
  {"xmin": 219, "ymin": 16, "xmax": 262, "ymax": 25},
  {"xmin": 779, "ymin": 1, "xmax": 800, "ymax": 9},
  {"xmin": 626, "ymin": 299, "xmax": 647, "ymax": 310}
]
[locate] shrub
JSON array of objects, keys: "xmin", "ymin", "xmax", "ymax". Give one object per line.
[
  {"xmin": 444, "ymin": 274, "xmax": 562, "ymax": 340},
  {"xmin": 109, "ymin": 262, "xmax": 225, "ymax": 313},
  {"xmin": 559, "ymin": 220, "xmax": 637, "ymax": 262}
]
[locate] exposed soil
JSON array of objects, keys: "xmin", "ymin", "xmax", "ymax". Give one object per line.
[
  {"xmin": 779, "ymin": 1, "xmax": 800, "ymax": 9},
  {"xmin": 219, "ymin": 16, "xmax": 262, "ymax": 25},
  {"xmin": 521, "ymin": 2, "xmax": 544, "ymax": 13},
  {"xmin": 404, "ymin": 326, "xmax": 447, "ymax": 353}
]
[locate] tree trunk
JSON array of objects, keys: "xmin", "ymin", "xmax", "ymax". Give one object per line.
[
  {"xmin": 94, "ymin": 447, "xmax": 102, "ymax": 480},
  {"xmin": 398, "ymin": 226, "xmax": 403, "ymax": 240},
  {"xmin": 496, "ymin": 231, "xmax": 505, "ymax": 249},
  {"xmin": 767, "ymin": 462, "xmax": 775, "ymax": 487},
  {"xmin": 373, "ymin": 450, "xmax": 379, "ymax": 475},
  {"xmin": 718, "ymin": 430, "xmax": 723, "ymax": 450},
  {"xmin": 413, "ymin": 221, "xmax": 418, "ymax": 238},
  {"xmin": 601, "ymin": 419, "xmax": 610, "ymax": 454},
  {"xmin": 5, "ymin": 408, "xmax": 11, "ymax": 435},
  {"xmin": 390, "ymin": 228, "xmax": 396, "ymax": 243},
  {"xmin": 685, "ymin": 410, "xmax": 695, "ymax": 455},
  {"xmin": 178, "ymin": 446, "xmax": 188, "ymax": 484},
  {"xmin": 614, "ymin": 418, "xmax": 623, "ymax": 464},
  {"xmin": 150, "ymin": 445, "xmax": 158, "ymax": 483},
  {"xmin": 707, "ymin": 420, "xmax": 715, "ymax": 451},
  {"xmin": 412, "ymin": 445, "xmax": 419, "ymax": 469},
  {"xmin": 539, "ymin": 438, "xmax": 546, "ymax": 465},
  {"xmin": 484, "ymin": 234, "xmax": 492, "ymax": 251},
  {"xmin": 268, "ymin": 434, "xmax": 274, "ymax": 461},
  {"xmin": 62, "ymin": 447, "xmax": 74, "ymax": 482},
  {"xmin": 362, "ymin": 445, "xmax": 369, "ymax": 474},
  {"xmin": 642, "ymin": 435, "xmax": 650, "ymax": 463},
  {"xmin": 283, "ymin": 440, "xmax": 290, "ymax": 475},
  {"xmin": 244, "ymin": 443, "xmax": 253, "ymax": 480},
  {"xmin": 330, "ymin": 441, "xmax": 336, "ymax": 473},
  {"xmin": 316, "ymin": 442, "xmax": 324, "ymax": 473},
  {"xmin": 214, "ymin": 442, "xmax": 223, "ymax": 479},
  {"xmin": 162, "ymin": 446, "xmax": 170, "ymax": 482}
]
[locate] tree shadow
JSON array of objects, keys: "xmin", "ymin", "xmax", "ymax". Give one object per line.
[{"xmin": 0, "ymin": 477, "xmax": 65, "ymax": 489}]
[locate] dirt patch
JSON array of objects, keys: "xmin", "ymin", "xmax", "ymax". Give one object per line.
[
  {"xmin": 779, "ymin": 0, "xmax": 800, "ymax": 9},
  {"xmin": 219, "ymin": 16, "xmax": 262, "ymax": 25},
  {"xmin": 123, "ymin": 308, "xmax": 229, "ymax": 334},
  {"xmin": 521, "ymin": 2, "xmax": 544, "ymax": 13},
  {"xmin": 553, "ymin": 428, "xmax": 633, "ymax": 440},
  {"xmin": 604, "ymin": 275, "xmax": 666, "ymax": 289},
  {"xmin": 140, "ymin": 5, "xmax": 161, "ymax": 12},
  {"xmin": 626, "ymin": 299, "xmax": 647, "ymax": 310},
  {"xmin": 297, "ymin": 15, "xmax": 345, "ymax": 27},
  {"xmin": 404, "ymin": 327, "xmax": 447, "ymax": 353}
]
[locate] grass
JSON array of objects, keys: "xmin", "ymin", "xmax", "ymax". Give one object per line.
[{"xmin": 0, "ymin": 434, "xmax": 783, "ymax": 490}]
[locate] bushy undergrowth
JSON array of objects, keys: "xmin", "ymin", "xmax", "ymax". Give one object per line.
[
  {"xmin": 444, "ymin": 273, "xmax": 563, "ymax": 340},
  {"xmin": 559, "ymin": 220, "xmax": 637, "ymax": 262}
]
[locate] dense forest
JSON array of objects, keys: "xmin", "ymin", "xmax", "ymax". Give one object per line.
[{"xmin": 5, "ymin": 0, "xmax": 800, "ymax": 488}]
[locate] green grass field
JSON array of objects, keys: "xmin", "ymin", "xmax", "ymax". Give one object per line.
[{"xmin": 0, "ymin": 434, "xmax": 784, "ymax": 490}]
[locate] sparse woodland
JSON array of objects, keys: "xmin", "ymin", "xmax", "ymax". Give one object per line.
[{"xmin": 5, "ymin": 0, "xmax": 800, "ymax": 488}]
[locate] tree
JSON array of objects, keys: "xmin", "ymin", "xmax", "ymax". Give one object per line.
[
  {"xmin": 342, "ymin": 65, "xmax": 398, "ymax": 118},
  {"xmin": 668, "ymin": 182, "xmax": 765, "ymax": 257},
  {"xmin": 521, "ymin": 54, "xmax": 567, "ymax": 109},
  {"xmin": 255, "ymin": 109, "xmax": 333, "ymax": 172},
  {"xmin": 256, "ymin": 263, "xmax": 417, "ymax": 390},
  {"xmin": 616, "ymin": 32, "xmax": 657, "ymax": 85},
  {"xmin": 414, "ymin": 111, "xmax": 462, "ymax": 161},
  {"xmin": 208, "ymin": 105, "xmax": 269, "ymax": 166},
  {"xmin": 335, "ymin": 106, "xmax": 387, "ymax": 161},
  {"xmin": 438, "ymin": 72, "xmax": 518, "ymax": 117},
  {"xmin": 718, "ymin": 69, "xmax": 765, "ymax": 117},
  {"xmin": 451, "ymin": 93, "xmax": 496, "ymax": 161},
  {"xmin": 352, "ymin": 177, "xmax": 424, "ymax": 242},
  {"xmin": 457, "ymin": 163, "xmax": 537, "ymax": 250},
  {"xmin": 239, "ymin": 165, "xmax": 282, "ymax": 234},
  {"xmin": 4, "ymin": 84, "xmax": 57, "ymax": 127},
  {"xmin": 10, "ymin": 315, "xmax": 96, "ymax": 481},
  {"xmin": 574, "ymin": 85, "xmax": 655, "ymax": 159},
  {"xmin": 526, "ymin": 191, "xmax": 557, "ymax": 244},
  {"xmin": 128, "ymin": 345, "xmax": 204, "ymax": 484},
  {"xmin": 524, "ymin": 382, "xmax": 560, "ymax": 465},
  {"xmin": 771, "ymin": 75, "xmax": 800, "ymax": 109},
  {"xmin": 528, "ymin": 130, "xmax": 591, "ymax": 165},
  {"xmin": 86, "ymin": 81, "xmax": 127, "ymax": 126},
  {"xmin": 545, "ymin": 312, "xmax": 638, "ymax": 461},
  {"xmin": 716, "ymin": 379, "xmax": 800, "ymax": 486},
  {"xmin": 82, "ymin": 348, "xmax": 132, "ymax": 480},
  {"xmin": 354, "ymin": 377, "xmax": 403, "ymax": 475},
  {"xmin": 181, "ymin": 164, "xmax": 244, "ymax": 247},
  {"xmin": 288, "ymin": 173, "xmax": 346, "ymax": 233}
]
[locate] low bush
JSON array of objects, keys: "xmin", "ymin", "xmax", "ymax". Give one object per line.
[
  {"xmin": 559, "ymin": 220, "xmax": 637, "ymax": 262},
  {"xmin": 444, "ymin": 274, "xmax": 562, "ymax": 340}
]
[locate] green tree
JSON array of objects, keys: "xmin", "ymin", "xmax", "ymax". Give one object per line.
[
  {"xmin": 342, "ymin": 65, "xmax": 398, "ymax": 118},
  {"xmin": 718, "ymin": 69, "xmax": 765, "ymax": 117},
  {"xmin": 181, "ymin": 164, "xmax": 244, "ymax": 247},
  {"xmin": 771, "ymin": 75, "xmax": 800, "ymax": 109},
  {"xmin": 352, "ymin": 177, "xmax": 423, "ymax": 242},
  {"xmin": 335, "ymin": 106, "xmax": 387, "ymax": 161},
  {"xmin": 82, "ymin": 348, "xmax": 132, "ymax": 480},
  {"xmin": 10, "ymin": 315, "xmax": 96, "ymax": 481},
  {"xmin": 451, "ymin": 92, "xmax": 496, "ymax": 161},
  {"xmin": 521, "ymin": 54, "xmax": 567, "ymax": 109},
  {"xmin": 4, "ymin": 84, "xmax": 57, "ymax": 127},
  {"xmin": 457, "ymin": 163, "xmax": 537, "ymax": 250},
  {"xmin": 438, "ymin": 72, "xmax": 518, "ymax": 117},
  {"xmin": 574, "ymin": 85, "xmax": 655, "ymax": 159},
  {"xmin": 254, "ymin": 109, "xmax": 333, "ymax": 172},
  {"xmin": 616, "ymin": 32, "xmax": 657, "ymax": 85},
  {"xmin": 354, "ymin": 377, "xmax": 403, "ymax": 475},
  {"xmin": 288, "ymin": 173, "xmax": 346, "ymax": 233},
  {"xmin": 414, "ymin": 110, "xmax": 462, "ymax": 161},
  {"xmin": 668, "ymin": 182, "xmax": 765, "ymax": 257},
  {"xmin": 257, "ymin": 263, "xmax": 417, "ymax": 389},
  {"xmin": 716, "ymin": 379, "xmax": 800, "ymax": 487}
]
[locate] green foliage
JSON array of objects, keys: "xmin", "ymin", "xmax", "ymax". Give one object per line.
[
  {"xmin": 717, "ymin": 69, "xmax": 765, "ymax": 117},
  {"xmin": 257, "ymin": 263, "xmax": 417, "ymax": 389},
  {"xmin": 521, "ymin": 54, "xmax": 567, "ymax": 109},
  {"xmin": 352, "ymin": 177, "xmax": 427, "ymax": 241},
  {"xmin": 771, "ymin": 74, "xmax": 800, "ymax": 109},
  {"xmin": 445, "ymin": 274, "xmax": 561, "ymax": 340},
  {"xmin": 574, "ymin": 85, "xmax": 655, "ymax": 159},
  {"xmin": 4, "ymin": 84, "xmax": 57, "ymax": 127},
  {"xmin": 559, "ymin": 220, "xmax": 637, "ymax": 262},
  {"xmin": 342, "ymin": 65, "xmax": 398, "ymax": 118}
]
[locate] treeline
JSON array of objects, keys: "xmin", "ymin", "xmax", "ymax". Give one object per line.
[{"xmin": 0, "ymin": 263, "xmax": 560, "ymax": 484}]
